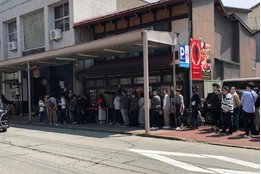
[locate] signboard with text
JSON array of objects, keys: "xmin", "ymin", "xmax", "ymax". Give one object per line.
[
  {"xmin": 190, "ymin": 39, "xmax": 202, "ymax": 80},
  {"xmin": 179, "ymin": 44, "xmax": 190, "ymax": 68}
]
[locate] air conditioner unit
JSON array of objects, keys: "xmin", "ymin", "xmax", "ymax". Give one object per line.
[
  {"xmin": 8, "ymin": 41, "xmax": 17, "ymax": 51},
  {"xmin": 50, "ymin": 29, "xmax": 62, "ymax": 41}
]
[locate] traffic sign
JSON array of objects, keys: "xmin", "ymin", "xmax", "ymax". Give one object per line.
[{"xmin": 179, "ymin": 44, "xmax": 190, "ymax": 68}]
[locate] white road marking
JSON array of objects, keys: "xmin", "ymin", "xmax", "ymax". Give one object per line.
[
  {"xmin": 129, "ymin": 149, "xmax": 260, "ymax": 174},
  {"xmin": 207, "ymin": 168, "xmax": 260, "ymax": 174},
  {"xmin": 141, "ymin": 153, "xmax": 214, "ymax": 173},
  {"xmin": 204, "ymin": 155, "xmax": 260, "ymax": 170}
]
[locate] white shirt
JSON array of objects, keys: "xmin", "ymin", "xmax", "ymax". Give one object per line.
[
  {"xmin": 60, "ymin": 97, "xmax": 66, "ymax": 109},
  {"xmin": 114, "ymin": 96, "xmax": 121, "ymax": 110},
  {"xmin": 163, "ymin": 94, "xmax": 171, "ymax": 111}
]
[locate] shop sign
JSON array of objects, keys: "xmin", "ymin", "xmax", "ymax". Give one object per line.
[
  {"xmin": 32, "ymin": 67, "xmax": 40, "ymax": 78},
  {"xmin": 179, "ymin": 44, "xmax": 190, "ymax": 68},
  {"xmin": 190, "ymin": 39, "xmax": 202, "ymax": 80}
]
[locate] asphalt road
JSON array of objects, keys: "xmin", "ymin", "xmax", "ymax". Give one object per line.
[{"xmin": 0, "ymin": 124, "xmax": 259, "ymax": 174}]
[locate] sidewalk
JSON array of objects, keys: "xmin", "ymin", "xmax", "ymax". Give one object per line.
[{"xmin": 9, "ymin": 115, "xmax": 260, "ymax": 150}]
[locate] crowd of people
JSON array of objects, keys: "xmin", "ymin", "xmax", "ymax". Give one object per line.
[{"xmin": 36, "ymin": 82, "xmax": 260, "ymax": 138}]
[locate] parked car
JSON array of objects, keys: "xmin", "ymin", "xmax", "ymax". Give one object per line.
[{"xmin": 0, "ymin": 109, "xmax": 9, "ymax": 132}]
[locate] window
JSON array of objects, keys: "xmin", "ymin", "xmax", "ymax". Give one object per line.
[
  {"xmin": 149, "ymin": 76, "xmax": 161, "ymax": 83},
  {"xmin": 108, "ymin": 79, "xmax": 119, "ymax": 86},
  {"xmin": 134, "ymin": 77, "xmax": 144, "ymax": 84},
  {"xmin": 8, "ymin": 21, "xmax": 17, "ymax": 42},
  {"xmin": 54, "ymin": 3, "xmax": 70, "ymax": 32},
  {"xmin": 164, "ymin": 75, "xmax": 172, "ymax": 82},
  {"xmin": 120, "ymin": 78, "xmax": 131, "ymax": 85}
]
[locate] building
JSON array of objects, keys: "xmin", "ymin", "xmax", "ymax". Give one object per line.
[{"xmin": 0, "ymin": 0, "xmax": 259, "ymax": 115}]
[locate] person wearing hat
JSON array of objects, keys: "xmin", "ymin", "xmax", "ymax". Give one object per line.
[
  {"xmin": 221, "ymin": 86, "xmax": 234, "ymax": 135},
  {"xmin": 210, "ymin": 83, "xmax": 222, "ymax": 132},
  {"xmin": 241, "ymin": 82, "xmax": 258, "ymax": 138}
]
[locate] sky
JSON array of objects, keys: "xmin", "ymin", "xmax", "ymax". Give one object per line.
[{"xmin": 145, "ymin": 0, "xmax": 260, "ymax": 9}]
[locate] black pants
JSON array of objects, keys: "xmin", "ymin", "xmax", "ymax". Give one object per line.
[
  {"xmin": 243, "ymin": 111, "xmax": 256, "ymax": 136},
  {"xmin": 114, "ymin": 110, "xmax": 123, "ymax": 124},
  {"xmin": 213, "ymin": 110, "xmax": 222, "ymax": 128},
  {"xmin": 222, "ymin": 112, "xmax": 233, "ymax": 134},
  {"xmin": 129, "ymin": 110, "xmax": 139, "ymax": 127}
]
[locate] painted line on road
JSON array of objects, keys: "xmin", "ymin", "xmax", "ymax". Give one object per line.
[
  {"xmin": 204, "ymin": 155, "xmax": 260, "ymax": 170},
  {"xmin": 141, "ymin": 153, "xmax": 214, "ymax": 173},
  {"xmin": 207, "ymin": 168, "xmax": 260, "ymax": 174}
]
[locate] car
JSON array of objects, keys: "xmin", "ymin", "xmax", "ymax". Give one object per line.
[{"xmin": 0, "ymin": 109, "xmax": 9, "ymax": 132}]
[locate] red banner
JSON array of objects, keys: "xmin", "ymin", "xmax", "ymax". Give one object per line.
[{"xmin": 190, "ymin": 39, "xmax": 202, "ymax": 80}]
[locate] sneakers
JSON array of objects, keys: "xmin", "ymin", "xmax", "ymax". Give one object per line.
[
  {"xmin": 163, "ymin": 126, "xmax": 170, "ymax": 130},
  {"xmin": 176, "ymin": 127, "xmax": 183, "ymax": 131},
  {"xmin": 150, "ymin": 127, "xmax": 159, "ymax": 131},
  {"xmin": 241, "ymin": 134, "xmax": 251, "ymax": 139}
]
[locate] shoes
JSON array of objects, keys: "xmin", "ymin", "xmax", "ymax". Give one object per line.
[
  {"xmin": 241, "ymin": 134, "xmax": 251, "ymax": 139},
  {"xmin": 163, "ymin": 126, "xmax": 170, "ymax": 130},
  {"xmin": 150, "ymin": 127, "xmax": 158, "ymax": 131},
  {"xmin": 176, "ymin": 127, "xmax": 183, "ymax": 131}
]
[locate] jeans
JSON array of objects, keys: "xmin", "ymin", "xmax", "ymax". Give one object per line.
[
  {"xmin": 60, "ymin": 109, "xmax": 66, "ymax": 124},
  {"xmin": 222, "ymin": 112, "xmax": 233, "ymax": 134},
  {"xmin": 233, "ymin": 108, "xmax": 240, "ymax": 131},
  {"xmin": 191, "ymin": 108, "xmax": 199, "ymax": 128},
  {"xmin": 120, "ymin": 109, "xmax": 129, "ymax": 125},
  {"xmin": 243, "ymin": 111, "xmax": 256, "ymax": 136},
  {"xmin": 163, "ymin": 110, "xmax": 170, "ymax": 127},
  {"xmin": 151, "ymin": 110, "xmax": 159, "ymax": 128},
  {"xmin": 39, "ymin": 112, "xmax": 45, "ymax": 123},
  {"xmin": 176, "ymin": 105, "xmax": 183, "ymax": 127},
  {"xmin": 129, "ymin": 110, "xmax": 139, "ymax": 127}
]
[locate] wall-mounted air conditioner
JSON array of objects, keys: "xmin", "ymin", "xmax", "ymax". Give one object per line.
[
  {"xmin": 50, "ymin": 29, "xmax": 62, "ymax": 41},
  {"xmin": 8, "ymin": 41, "xmax": 17, "ymax": 51}
]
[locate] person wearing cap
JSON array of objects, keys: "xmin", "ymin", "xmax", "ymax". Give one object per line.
[
  {"xmin": 221, "ymin": 86, "xmax": 234, "ymax": 135},
  {"xmin": 210, "ymin": 83, "xmax": 222, "ymax": 132},
  {"xmin": 241, "ymin": 82, "xmax": 258, "ymax": 138},
  {"xmin": 190, "ymin": 86, "xmax": 201, "ymax": 129}
]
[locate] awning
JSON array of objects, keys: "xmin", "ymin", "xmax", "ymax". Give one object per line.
[
  {"xmin": 78, "ymin": 54, "xmax": 176, "ymax": 79},
  {"xmin": 0, "ymin": 30, "xmax": 169, "ymax": 72}
]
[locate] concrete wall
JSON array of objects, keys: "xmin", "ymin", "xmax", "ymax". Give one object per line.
[
  {"xmin": 214, "ymin": 10, "xmax": 238, "ymax": 62},
  {"xmin": 239, "ymin": 24, "xmax": 260, "ymax": 77},
  {"xmin": 248, "ymin": 4, "xmax": 260, "ymax": 31},
  {"xmin": 117, "ymin": 0, "xmax": 147, "ymax": 12}
]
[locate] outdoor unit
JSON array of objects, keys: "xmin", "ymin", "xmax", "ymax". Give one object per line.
[
  {"xmin": 50, "ymin": 29, "xmax": 62, "ymax": 41},
  {"xmin": 8, "ymin": 41, "xmax": 17, "ymax": 51}
]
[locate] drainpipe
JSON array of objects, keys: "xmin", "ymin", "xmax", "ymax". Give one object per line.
[{"xmin": 27, "ymin": 61, "xmax": 32, "ymax": 123}]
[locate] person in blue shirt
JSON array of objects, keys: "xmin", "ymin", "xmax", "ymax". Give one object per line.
[{"xmin": 241, "ymin": 82, "xmax": 258, "ymax": 138}]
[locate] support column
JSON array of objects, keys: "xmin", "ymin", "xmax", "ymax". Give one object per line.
[
  {"xmin": 27, "ymin": 61, "xmax": 32, "ymax": 123},
  {"xmin": 172, "ymin": 46, "xmax": 176, "ymax": 91},
  {"xmin": 143, "ymin": 31, "xmax": 150, "ymax": 134}
]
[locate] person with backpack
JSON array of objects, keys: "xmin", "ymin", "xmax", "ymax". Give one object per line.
[
  {"xmin": 241, "ymin": 82, "xmax": 258, "ymax": 138},
  {"xmin": 190, "ymin": 86, "xmax": 201, "ymax": 129}
]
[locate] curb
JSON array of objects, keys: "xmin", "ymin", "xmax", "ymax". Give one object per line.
[{"xmin": 10, "ymin": 122, "xmax": 260, "ymax": 150}]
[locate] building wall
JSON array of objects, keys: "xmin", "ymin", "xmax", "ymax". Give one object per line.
[
  {"xmin": 117, "ymin": 0, "xmax": 147, "ymax": 12},
  {"xmin": 239, "ymin": 24, "xmax": 260, "ymax": 77},
  {"xmin": 248, "ymin": 4, "xmax": 260, "ymax": 31},
  {"xmin": 214, "ymin": 10, "xmax": 239, "ymax": 62}
]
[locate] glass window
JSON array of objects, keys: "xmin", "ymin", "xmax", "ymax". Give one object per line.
[
  {"xmin": 54, "ymin": 3, "xmax": 70, "ymax": 32},
  {"xmin": 8, "ymin": 21, "xmax": 17, "ymax": 42},
  {"xmin": 134, "ymin": 77, "xmax": 144, "ymax": 84},
  {"xmin": 149, "ymin": 76, "xmax": 161, "ymax": 83},
  {"xmin": 86, "ymin": 80, "xmax": 95, "ymax": 87},
  {"xmin": 154, "ymin": 22, "xmax": 169, "ymax": 31},
  {"xmin": 120, "ymin": 78, "xmax": 131, "ymax": 85},
  {"xmin": 164, "ymin": 75, "xmax": 172, "ymax": 82},
  {"xmin": 96, "ymin": 80, "xmax": 104, "ymax": 87},
  {"xmin": 108, "ymin": 79, "xmax": 119, "ymax": 86}
]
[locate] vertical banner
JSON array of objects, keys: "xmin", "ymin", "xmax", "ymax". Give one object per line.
[
  {"xmin": 179, "ymin": 44, "xmax": 190, "ymax": 68},
  {"xmin": 190, "ymin": 39, "xmax": 202, "ymax": 80}
]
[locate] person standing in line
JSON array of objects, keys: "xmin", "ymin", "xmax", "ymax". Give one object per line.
[
  {"xmin": 230, "ymin": 86, "xmax": 241, "ymax": 132},
  {"xmin": 162, "ymin": 89, "xmax": 171, "ymax": 129},
  {"xmin": 138, "ymin": 93, "xmax": 145, "ymax": 127},
  {"xmin": 38, "ymin": 96, "xmax": 45, "ymax": 123},
  {"xmin": 190, "ymin": 86, "xmax": 201, "ymax": 129},
  {"xmin": 113, "ymin": 91, "xmax": 123, "ymax": 126},
  {"xmin": 254, "ymin": 87, "xmax": 260, "ymax": 136},
  {"xmin": 151, "ymin": 89, "xmax": 161, "ymax": 130},
  {"xmin": 129, "ymin": 91, "xmax": 139, "ymax": 127},
  {"xmin": 120, "ymin": 90, "xmax": 130, "ymax": 126},
  {"xmin": 221, "ymin": 86, "xmax": 234, "ymax": 135},
  {"xmin": 44, "ymin": 95, "xmax": 50, "ymax": 123},
  {"xmin": 59, "ymin": 94, "xmax": 67, "ymax": 124},
  {"xmin": 175, "ymin": 89, "xmax": 185, "ymax": 131},
  {"xmin": 49, "ymin": 94, "xmax": 58, "ymax": 125},
  {"xmin": 241, "ymin": 82, "xmax": 258, "ymax": 138},
  {"xmin": 69, "ymin": 95, "xmax": 78, "ymax": 124},
  {"xmin": 97, "ymin": 94, "xmax": 106, "ymax": 124},
  {"xmin": 210, "ymin": 83, "xmax": 222, "ymax": 133}
]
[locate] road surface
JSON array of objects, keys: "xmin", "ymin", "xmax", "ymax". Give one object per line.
[{"xmin": 0, "ymin": 124, "xmax": 259, "ymax": 174}]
